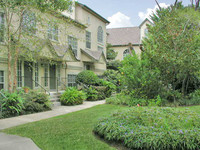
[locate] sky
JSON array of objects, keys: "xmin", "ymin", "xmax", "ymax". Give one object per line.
[{"xmin": 77, "ymin": 0, "xmax": 191, "ymax": 28}]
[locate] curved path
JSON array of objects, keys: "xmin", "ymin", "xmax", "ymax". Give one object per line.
[{"xmin": 0, "ymin": 100, "xmax": 105, "ymax": 150}]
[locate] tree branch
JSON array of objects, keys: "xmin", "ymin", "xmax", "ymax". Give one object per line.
[
  {"xmin": 195, "ymin": 0, "xmax": 200, "ymax": 10},
  {"xmin": 174, "ymin": 0, "xmax": 178, "ymax": 7},
  {"xmin": 155, "ymin": 0, "xmax": 161, "ymax": 10}
]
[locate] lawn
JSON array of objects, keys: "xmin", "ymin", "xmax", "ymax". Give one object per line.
[
  {"xmin": 3, "ymin": 104, "xmax": 130, "ymax": 150},
  {"xmin": 3, "ymin": 104, "xmax": 200, "ymax": 150}
]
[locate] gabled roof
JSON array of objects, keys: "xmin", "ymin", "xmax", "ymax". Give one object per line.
[
  {"xmin": 76, "ymin": 2, "xmax": 110, "ymax": 24},
  {"xmin": 81, "ymin": 49, "xmax": 106, "ymax": 62},
  {"xmin": 107, "ymin": 27, "xmax": 141, "ymax": 46},
  {"xmin": 139, "ymin": 18, "xmax": 153, "ymax": 28}
]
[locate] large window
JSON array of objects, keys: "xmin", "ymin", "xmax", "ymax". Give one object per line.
[
  {"xmin": 0, "ymin": 13, "xmax": 4, "ymax": 42},
  {"xmin": 123, "ymin": 49, "xmax": 130, "ymax": 59},
  {"xmin": 97, "ymin": 26, "xmax": 103, "ymax": 43},
  {"xmin": 35, "ymin": 63, "xmax": 39, "ymax": 87},
  {"xmin": 68, "ymin": 36, "xmax": 78, "ymax": 57},
  {"xmin": 0, "ymin": 71, "xmax": 4, "ymax": 90},
  {"xmin": 48, "ymin": 24, "xmax": 58, "ymax": 41},
  {"xmin": 86, "ymin": 31, "xmax": 91, "ymax": 49},
  {"xmin": 22, "ymin": 11, "xmax": 36, "ymax": 34},
  {"xmin": 17, "ymin": 61, "xmax": 22, "ymax": 88},
  {"xmin": 44, "ymin": 64, "xmax": 48, "ymax": 87},
  {"xmin": 68, "ymin": 74, "xmax": 77, "ymax": 87},
  {"xmin": 57, "ymin": 65, "xmax": 61, "ymax": 86},
  {"xmin": 84, "ymin": 64, "xmax": 91, "ymax": 70}
]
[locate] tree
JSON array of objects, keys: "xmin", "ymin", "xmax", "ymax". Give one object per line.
[
  {"xmin": 106, "ymin": 43, "xmax": 118, "ymax": 60},
  {"xmin": 143, "ymin": 4, "xmax": 200, "ymax": 96},
  {"xmin": 0, "ymin": 0, "xmax": 72, "ymax": 92}
]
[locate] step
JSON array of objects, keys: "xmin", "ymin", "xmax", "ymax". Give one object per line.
[{"xmin": 51, "ymin": 101, "xmax": 61, "ymax": 107}]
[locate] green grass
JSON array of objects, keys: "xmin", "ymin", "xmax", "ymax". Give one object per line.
[
  {"xmin": 3, "ymin": 104, "xmax": 130, "ymax": 150},
  {"xmin": 3, "ymin": 104, "xmax": 200, "ymax": 150}
]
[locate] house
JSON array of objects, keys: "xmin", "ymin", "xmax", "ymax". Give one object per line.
[
  {"xmin": 0, "ymin": 1, "xmax": 109, "ymax": 92},
  {"xmin": 107, "ymin": 18, "xmax": 152, "ymax": 61}
]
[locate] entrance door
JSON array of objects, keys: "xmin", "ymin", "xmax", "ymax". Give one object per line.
[
  {"xmin": 24, "ymin": 62, "xmax": 33, "ymax": 89},
  {"xmin": 50, "ymin": 65, "xmax": 56, "ymax": 90}
]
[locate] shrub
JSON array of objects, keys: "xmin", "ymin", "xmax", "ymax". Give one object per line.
[
  {"xmin": 84, "ymin": 87, "xmax": 99, "ymax": 101},
  {"xmin": 60, "ymin": 87, "xmax": 86, "ymax": 106},
  {"xmin": 1, "ymin": 90, "xmax": 24, "ymax": 118},
  {"xmin": 76, "ymin": 70, "xmax": 99, "ymax": 86},
  {"xmin": 23, "ymin": 90, "xmax": 51, "ymax": 111},
  {"xmin": 107, "ymin": 60, "xmax": 122, "ymax": 70},
  {"xmin": 94, "ymin": 107, "xmax": 200, "ymax": 150},
  {"xmin": 98, "ymin": 79, "xmax": 116, "ymax": 98}
]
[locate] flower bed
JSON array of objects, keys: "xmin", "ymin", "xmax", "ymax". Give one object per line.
[{"xmin": 94, "ymin": 107, "xmax": 200, "ymax": 150}]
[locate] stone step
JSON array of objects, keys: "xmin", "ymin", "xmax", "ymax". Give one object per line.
[
  {"xmin": 51, "ymin": 101, "xmax": 61, "ymax": 107},
  {"xmin": 50, "ymin": 97, "xmax": 60, "ymax": 102}
]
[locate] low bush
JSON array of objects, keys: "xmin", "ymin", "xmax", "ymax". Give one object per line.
[
  {"xmin": 98, "ymin": 79, "xmax": 116, "ymax": 98},
  {"xmin": 0, "ymin": 90, "xmax": 24, "ymax": 118},
  {"xmin": 23, "ymin": 90, "xmax": 51, "ymax": 113},
  {"xmin": 84, "ymin": 87, "xmax": 99, "ymax": 101},
  {"xmin": 94, "ymin": 107, "xmax": 200, "ymax": 150},
  {"xmin": 60, "ymin": 87, "xmax": 86, "ymax": 106},
  {"xmin": 76, "ymin": 70, "xmax": 99, "ymax": 86}
]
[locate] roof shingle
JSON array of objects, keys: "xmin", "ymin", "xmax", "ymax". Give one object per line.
[{"xmin": 107, "ymin": 27, "xmax": 141, "ymax": 46}]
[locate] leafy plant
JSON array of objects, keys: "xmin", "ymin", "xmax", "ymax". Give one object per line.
[
  {"xmin": 94, "ymin": 107, "xmax": 200, "ymax": 150},
  {"xmin": 60, "ymin": 87, "xmax": 86, "ymax": 106},
  {"xmin": 106, "ymin": 43, "xmax": 118, "ymax": 60},
  {"xmin": 84, "ymin": 87, "xmax": 99, "ymax": 101},
  {"xmin": 76, "ymin": 70, "xmax": 99, "ymax": 86}
]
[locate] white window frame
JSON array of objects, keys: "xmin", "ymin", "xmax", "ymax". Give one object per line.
[
  {"xmin": 57, "ymin": 65, "xmax": 61, "ymax": 87},
  {"xmin": 68, "ymin": 36, "xmax": 78, "ymax": 57},
  {"xmin": 0, "ymin": 70, "xmax": 4, "ymax": 90},
  {"xmin": 17, "ymin": 61, "xmax": 23, "ymax": 88},
  {"xmin": 123, "ymin": 49, "xmax": 130, "ymax": 59},
  {"xmin": 35, "ymin": 63, "xmax": 39, "ymax": 88},
  {"xmin": 68, "ymin": 74, "xmax": 77, "ymax": 87},
  {"xmin": 98, "ymin": 46, "xmax": 103, "ymax": 51},
  {"xmin": 97, "ymin": 26, "xmax": 103, "ymax": 43},
  {"xmin": 47, "ymin": 23, "xmax": 58, "ymax": 41},
  {"xmin": 44, "ymin": 64, "xmax": 49, "ymax": 87},
  {"xmin": 86, "ymin": 31, "xmax": 91, "ymax": 49}
]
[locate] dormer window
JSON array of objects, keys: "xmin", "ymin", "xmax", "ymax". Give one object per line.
[{"xmin": 47, "ymin": 23, "xmax": 58, "ymax": 41}]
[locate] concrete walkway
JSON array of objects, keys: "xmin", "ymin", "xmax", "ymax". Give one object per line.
[{"xmin": 0, "ymin": 100, "xmax": 105, "ymax": 150}]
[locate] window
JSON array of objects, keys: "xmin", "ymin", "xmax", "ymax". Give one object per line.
[
  {"xmin": 84, "ymin": 64, "xmax": 91, "ymax": 70},
  {"xmin": 86, "ymin": 31, "xmax": 91, "ymax": 49},
  {"xmin": 22, "ymin": 11, "xmax": 36, "ymax": 34},
  {"xmin": 44, "ymin": 64, "xmax": 48, "ymax": 87},
  {"xmin": 0, "ymin": 13, "xmax": 4, "ymax": 42},
  {"xmin": 17, "ymin": 61, "xmax": 22, "ymax": 88},
  {"xmin": 68, "ymin": 74, "xmax": 77, "ymax": 87},
  {"xmin": 35, "ymin": 63, "xmax": 39, "ymax": 87},
  {"xmin": 68, "ymin": 36, "xmax": 78, "ymax": 57},
  {"xmin": 144, "ymin": 28, "xmax": 148, "ymax": 37},
  {"xmin": 0, "ymin": 71, "xmax": 4, "ymax": 90},
  {"xmin": 48, "ymin": 23, "xmax": 58, "ymax": 41},
  {"xmin": 98, "ymin": 46, "xmax": 103, "ymax": 51},
  {"xmin": 57, "ymin": 65, "xmax": 61, "ymax": 86},
  {"xmin": 123, "ymin": 49, "xmax": 130, "ymax": 59},
  {"xmin": 97, "ymin": 26, "xmax": 103, "ymax": 43}
]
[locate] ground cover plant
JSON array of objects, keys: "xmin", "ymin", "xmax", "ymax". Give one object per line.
[
  {"xmin": 3, "ymin": 104, "xmax": 129, "ymax": 150},
  {"xmin": 94, "ymin": 107, "xmax": 200, "ymax": 150}
]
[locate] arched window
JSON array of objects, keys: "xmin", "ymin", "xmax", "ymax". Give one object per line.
[
  {"xmin": 123, "ymin": 49, "xmax": 130, "ymax": 59},
  {"xmin": 97, "ymin": 26, "xmax": 103, "ymax": 43}
]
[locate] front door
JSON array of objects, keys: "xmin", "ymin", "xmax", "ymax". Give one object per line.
[
  {"xmin": 24, "ymin": 62, "xmax": 33, "ymax": 89},
  {"xmin": 50, "ymin": 65, "xmax": 56, "ymax": 90}
]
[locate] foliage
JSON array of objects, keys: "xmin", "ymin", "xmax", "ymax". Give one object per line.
[
  {"xmin": 98, "ymin": 79, "xmax": 116, "ymax": 98},
  {"xmin": 143, "ymin": 6, "xmax": 200, "ymax": 96},
  {"xmin": 60, "ymin": 87, "xmax": 86, "ymax": 106},
  {"xmin": 103, "ymin": 69, "xmax": 123, "ymax": 92},
  {"xmin": 1, "ymin": 90, "xmax": 24, "ymax": 118},
  {"xmin": 107, "ymin": 60, "xmax": 122, "ymax": 70},
  {"xmin": 94, "ymin": 107, "xmax": 200, "ymax": 150},
  {"xmin": 22, "ymin": 90, "xmax": 51, "ymax": 113},
  {"xmin": 76, "ymin": 70, "xmax": 99, "ymax": 86},
  {"xmin": 120, "ymin": 54, "xmax": 163, "ymax": 99},
  {"xmin": 84, "ymin": 87, "xmax": 99, "ymax": 101},
  {"xmin": 106, "ymin": 43, "xmax": 118, "ymax": 60}
]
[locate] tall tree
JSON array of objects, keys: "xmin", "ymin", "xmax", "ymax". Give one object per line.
[{"xmin": 0, "ymin": 0, "xmax": 72, "ymax": 92}]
